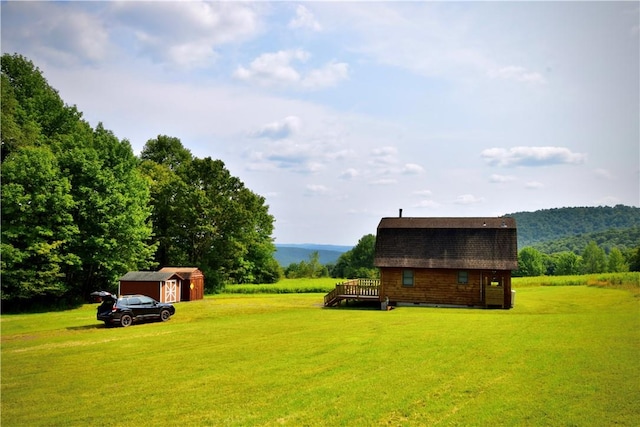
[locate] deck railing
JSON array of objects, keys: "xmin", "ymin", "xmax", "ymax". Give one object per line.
[{"xmin": 324, "ymin": 278, "xmax": 381, "ymax": 306}]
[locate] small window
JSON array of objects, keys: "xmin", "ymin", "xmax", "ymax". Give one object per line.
[
  {"xmin": 402, "ymin": 270, "xmax": 414, "ymax": 287},
  {"xmin": 458, "ymin": 271, "xmax": 468, "ymax": 284}
]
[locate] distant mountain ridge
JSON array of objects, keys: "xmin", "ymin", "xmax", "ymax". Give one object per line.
[
  {"xmin": 505, "ymin": 205, "xmax": 640, "ymax": 248},
  {"xmin": 274, "ymin": 244, "xmax": 351, "ymax": 267}
]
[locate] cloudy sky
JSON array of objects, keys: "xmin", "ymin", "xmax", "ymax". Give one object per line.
[{"xmin": 3, "ymin": 1, "xmax": 638, "ymax": 245}]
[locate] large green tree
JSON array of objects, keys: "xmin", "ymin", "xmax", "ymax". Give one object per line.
[
  {"xmin": 1, "ymin": 53, "xmax": 156, "ymax": 307},
  {"xmin": 582, "ymin": 241, "xmax": 607, "ymax": 274},
  {"xmin": 58, "ymin": 124, "xmax": 157, "ymax": 296},
  {"xmin": 1, "ymin": 146, "xmax": 80, "ymax": 305},
  {"xmin": 332, "ymin": 234, "xmax": 378, "ymax": 279},
  {"xmin": 552, "ymin": 251, "xmax": 582, "ymax": 276},
  {"xmin": 140, "ymin": 137, "xmax": 279, "ymax": 290},
  {"xmin": 516, "ymin": 247, "xmax": 545, "ymax": 277},
  {"xmin": 607, "ymin": 248, "xmax": 628, "ymax": 273}
]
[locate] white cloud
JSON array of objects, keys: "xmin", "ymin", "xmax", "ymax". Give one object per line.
[
  {"xmin": 301, "ymin": 61, "xmax": 349, "ymax": 89},
  {"xmin": 289, "ymin": 5, "xmax": 322, "ymax": 31},
  {"xmin": 482, "ymin": 146, "xmax": 587, "ymax": 167},
  {"xmin": 370, "ymin": 146, "xmax": 399, "ymax": 166},
  {"xmin": 525, "ymin": 181, "xmax": 544, "ymax": 190},
  {"xmin": 111, "ymin": 1, "xmax": 260, "ymax": 68},
  {"xmin": 594, "ymin": 168, "xmax": 614, "ymax": 180},
  {"xmin": 488, "ymin": 66, "xmax": 546, "ymax": 84},
  {"xmin": 235, "ymin": 49, "xmax": 307, "ymax": 85},
  {"xmin": 234, "ymin": 50, "xmax": 348, "ymax": 89},
  {"xmin": 370, "ymin": 178, "xmax": 397, "ymax": 186},
  {"xmin": 339, "ymin": 168, "xmax": 360, "ymax": 180},
  {"xmin": 305, "ymin": 184, "xmax": 329, "ymax": 196},
  {"xmin": 414, "ymin": 200, "xmax": 440, "ymax": 208},
  {"xmin": 402, "ymin": 163, "xmax": 425, "ymax": 175},
  {"xmin": 489, "ymin": 174, "xmax": 516, "ymax": 183},
  {"xmin": 252, "ymin": 116, "xmax": 302, "ymax": 140},
  {"xmin": 413, "ymin": 189, "xmax": 433, "ymax": 197},
  {"xmin": 1, "ymin": 2, "xmax": 110, "ymax": 66},
  {"xmin": 454, "ymin": 194, "xmax": 484, "ymax": 205}
]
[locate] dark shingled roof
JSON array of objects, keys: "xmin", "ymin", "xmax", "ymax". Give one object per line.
[
  {"xmin": 374, "ymin": 217, "xmax": 518, "ymax": 270},
  {"xmin": 159, "ymin": 267, "xmax": 202, "ymax": 279},
  {"xmin": 119, "ymin": 271, "xmax": 183, "ymax": 282}
]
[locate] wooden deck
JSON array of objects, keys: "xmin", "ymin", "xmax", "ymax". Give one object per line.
[{"xmin": 324, "ymin": 279, "xmax": 381, "ymax": 307}]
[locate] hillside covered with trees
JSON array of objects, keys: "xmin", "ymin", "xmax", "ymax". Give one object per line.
[
  {"xmin": 507, "ymin": 206, "xmax": 639, "ymax": 248},
  {"xmin": 1, "ymin": 54, "xmax": 279, "ymax": 310}
]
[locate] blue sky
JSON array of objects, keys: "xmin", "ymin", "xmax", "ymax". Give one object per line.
[{"xmin": 2, "ymin": 1, "xmax": 638, "ymax": 245}]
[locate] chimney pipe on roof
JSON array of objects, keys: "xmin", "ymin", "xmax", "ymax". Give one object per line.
[{"xmin": 399, "ymin": 208, "xmax": 403, "ymax": 218}]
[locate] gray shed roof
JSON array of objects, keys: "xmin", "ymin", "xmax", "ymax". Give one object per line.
[
  {"xmin": 119, "ymin": 271, "xmax": 183, "ymax": 282},
  {"xmin": 374, "ymin": 217, "xmax": 518, "ymax": 270}
]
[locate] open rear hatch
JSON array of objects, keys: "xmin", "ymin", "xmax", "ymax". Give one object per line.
[{"xmin": 91, "ymin": 291, "xmax": 116, "ymax": 314}]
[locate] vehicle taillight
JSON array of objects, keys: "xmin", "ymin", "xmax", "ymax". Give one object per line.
[{"xmin": 112, "ymin": 305, "xmax": 117, "ymax": 312}]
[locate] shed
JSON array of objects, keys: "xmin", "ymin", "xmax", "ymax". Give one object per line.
[
  {"xmin": 159, "ymin": 267, "xmax": 205, "ymax": 301},
  {"xmin": 118, "ymin": 271, "xmax": 183, "ymax": 303},
  {"xmin": 374, "ymin": 217, "xmax": 518, "ymax": 308}
]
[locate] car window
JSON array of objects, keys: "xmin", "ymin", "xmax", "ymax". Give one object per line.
[
  {"xmin": 139, "ymin": 296, "xmax": 154, "ymax": 305},
  {"xmin": 127, "ymin": 297, "xmax": 141, "ymax": 305}
]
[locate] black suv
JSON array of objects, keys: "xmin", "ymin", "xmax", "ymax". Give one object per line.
[{"xmin": 91, "ymin": 291, "xmax": 175, "ymax": 327}]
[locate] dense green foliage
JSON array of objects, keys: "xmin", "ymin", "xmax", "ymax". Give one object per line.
[
  {"xmin": 139, "ymin": 137, "xmax": 280, "ymax": 291},
  {"xmin": 530, "ymin": 226, "xmax": 640, "ymax": 254},
  {"xmin": 1, "ymin": 54, "xmax": 156, "ymax": 309},
  {"xmin": 507, "ymin": 205, "xmax": 640, "ymax": 247},
  {"xmin": 511, "ymin": 206, "xmax": 640, "ymax": 276},
  {"xmin": 331, "ymin": 234, "xmax": 378, "ymax": 279},
  {"xmin": 1, "ymin": 53, "xmax": 278, "ymax": 309},
  {"xmin": 283, "ymin": 251, "xmax": 328, "ymax": 278},
  {"xmin": 515, "ymin": 241, "xmax": 635, "ymax": 277}
]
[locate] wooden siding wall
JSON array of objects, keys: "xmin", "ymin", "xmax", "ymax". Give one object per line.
[
  {"xmin": 380, "ymin": 268, "xmax": 512, "ymax": 307},
  {"xmin": 180, "ymin": 275, "xmax": 205, "ymax": 301},
  {"xmin": 119, "ymin": 281, "xmax": 160, "ymax": 301}
]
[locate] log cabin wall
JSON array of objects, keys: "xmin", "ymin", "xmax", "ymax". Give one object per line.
[{"xmin": 380, "ymin": 267, "xmax": 512, "ymax": 306}]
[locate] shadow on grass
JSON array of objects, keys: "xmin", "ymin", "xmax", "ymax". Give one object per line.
[
  {"xmin": 323, "ymin": 300, "xmax": 383, "ymax": 311},
  {"xmin": 66, "ymin": 324, "xmax": 108, "ymax": 331}
]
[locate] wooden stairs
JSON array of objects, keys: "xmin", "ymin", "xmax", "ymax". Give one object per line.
[{"xmin": 324, "ymin": 279, "xmax": 381, "ymax": 307}]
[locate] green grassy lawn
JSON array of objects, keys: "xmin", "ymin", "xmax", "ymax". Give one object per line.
[{"xmin": 2, "ymin": 280, "xmax": 639, "ymax": 426}]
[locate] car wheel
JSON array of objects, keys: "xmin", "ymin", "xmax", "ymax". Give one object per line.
[
  {"xmin": 120, "ymin": 314, "xmax": 133, "ymax": 327},
  {"xmin": 160, "ymin": 309, "xmax": 171, "ymax": 322}
]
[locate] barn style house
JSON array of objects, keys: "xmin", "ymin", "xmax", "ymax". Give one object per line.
[{"xmin": 374, "ymin": 216, "xmax": 518, "ymax": 309}]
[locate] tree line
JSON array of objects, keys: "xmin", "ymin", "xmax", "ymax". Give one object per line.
[
  {"xmin": 284, "ymin": 234, "xmax": 378, "ymax": 280},
  {"xmin": 1, "ymin": 54, "xmax": 279, "ymax": 310},
  {"xmin": 515, "ymin": 243, "xmax": 639, "ymax": 277},
  {"xmin": 507, "ymin": 205, "xmax": 640, "ymax": 247}
]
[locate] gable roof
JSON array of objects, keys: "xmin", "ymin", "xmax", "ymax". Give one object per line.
[
  {"xmin": 119, "ymin": 271, "xmax": 183, "ymax": 282},
  {"xmin": 374, "ymin": 217, "xmax": 518, "ymax": 270},
  {"xmin": 159, "ymin": 267, "xmax": 202, "ymax": 279}
]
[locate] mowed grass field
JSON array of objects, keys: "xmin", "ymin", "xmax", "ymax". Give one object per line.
[{"xmin": 2, "ymin": 277, "xmax": 639, "ymax": 426}]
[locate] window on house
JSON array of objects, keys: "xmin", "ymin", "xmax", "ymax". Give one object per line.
[
  {"xmin": 458, "ymin": 271, "xmax": 468, "ymax": 284},
  {"xmin": 402, "ymin": 270, "xmax": 414, "ymax": 287}
]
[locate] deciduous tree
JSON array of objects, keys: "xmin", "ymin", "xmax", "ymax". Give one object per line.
[
  {"xmin": 516, "ymin": 247, "xmax": 545, "ymax": 277},
  {"xmin": 582, "ymin": 241, "xmax": 607, "ymax": 274}
]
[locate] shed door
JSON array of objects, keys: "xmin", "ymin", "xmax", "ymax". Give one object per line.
[{"xmin": 164, "ymin": 280, "xmax": 178, "ymax": 303}]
